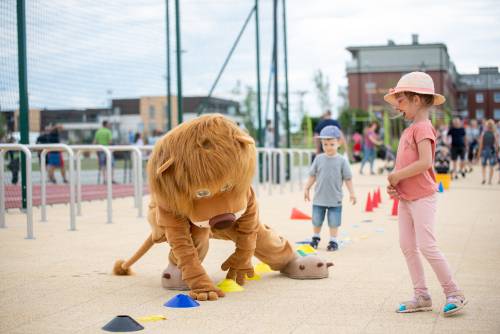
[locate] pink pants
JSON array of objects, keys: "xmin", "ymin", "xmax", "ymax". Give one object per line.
[{"xmin": 398, "ymin": 194, "xmax": 459, "ymax": 297}]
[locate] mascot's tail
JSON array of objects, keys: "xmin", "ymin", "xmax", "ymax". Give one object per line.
[{"xmin": 113, "ymin": 234, "xmax": 155, "ymax": 275}]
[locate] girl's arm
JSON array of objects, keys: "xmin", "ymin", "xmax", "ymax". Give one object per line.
[
  {"xmin": 368, "ymin": 133, "xmax": 383, "ymax": 146},
  {"xmin": 388, "ymin": 139, "xmax": 433, "ymax": 186},
  {"xmin": 476, "ymin": 133, "xmax": 484, "ymax": 159},
  {"xmin": 344, "ymin": 179, "xmax": 356, "ymax": 204},
  {"xmin": 304, "ymin": 176, "xmax": 316, "ymax": 202}
]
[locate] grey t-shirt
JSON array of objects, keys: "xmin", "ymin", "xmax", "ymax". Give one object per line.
[{"xmin": 309, "ymin": 153, "xmax": 352, "ymax": 207}]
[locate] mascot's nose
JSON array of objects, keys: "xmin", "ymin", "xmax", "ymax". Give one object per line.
[{"xmin": 209, "ymin": 213, "xmax": 236, "ymax": 230}]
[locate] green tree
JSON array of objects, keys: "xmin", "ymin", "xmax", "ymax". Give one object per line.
[
  {"xmin": 312, "ymin": 69, "xmax": 332, "ymax": 112},
  {"xmin": 337, "ymin": 107, "xmax": 370, "ymax": 135},
  {"xmin": 240, "ymin": 85, "xmax": 257, "ymax": 139},
  {"xmin": 0, "ymin": 113, "xmax": 7, "ymax": 141}
]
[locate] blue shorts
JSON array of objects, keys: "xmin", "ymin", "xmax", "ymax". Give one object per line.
[
  {"xmin": 47, "ymin": 152, "xmax": 62, "ymax": 167},
  {"xmin": 481, "ymin": 149, "xmax": 497, "ymax": 167},
  {"xmin": 312, "ymin": 205, "xmax": 342, "ymax": 228},
  {"xmin": 97, "ymin": 151, "xmax": 115, "ymax": 168}
]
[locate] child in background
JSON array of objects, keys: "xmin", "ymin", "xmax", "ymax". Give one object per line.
[
  {"xmin": 384, "ymin": 72, "xmax": 467, "ymax": 316},
  {"xmin": 304, "ymin": 125, "xmax": 356, "ymax": 251}
]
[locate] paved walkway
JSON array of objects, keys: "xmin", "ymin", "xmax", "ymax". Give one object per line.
[{"xmin": 1, "ymin": 169, "xmax": 499, "ymax": 333}]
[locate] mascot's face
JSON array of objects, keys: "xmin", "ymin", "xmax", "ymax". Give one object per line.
[{"xmin": 148, "ymin": 114, "xmax": 256, "ymax": 229}]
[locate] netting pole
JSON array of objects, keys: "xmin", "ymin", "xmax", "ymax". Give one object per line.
[
  {"xmin": 282, "ymin": 0, "xmax": 291, "ymax": 180},
  {"xmin": 17, "ymin": 0, "xmax": 30, "ymax": 209},
  {"xmin": 175, "ymin": 0, "xmax": 183, "ymax": 125},
  {"xmin": 272, "ymin": 0, "xmax": 279, "ymax": 149},
  {"xmin": 255, "ymin": 0, "xmax": 262, "ymax": 147},
  {"xmin": 166, "ymin": 0, "xmax": 172, "ymax": 131}
]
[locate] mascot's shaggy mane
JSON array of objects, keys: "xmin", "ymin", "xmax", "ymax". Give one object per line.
[{"xmin": 147, "ymin": 114, "xmax": 256, "ymax": 216}]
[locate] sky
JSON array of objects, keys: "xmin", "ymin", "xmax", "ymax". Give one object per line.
[{"xmin": 1, "ymin": 0, "xmax": 499, "ymax": 128}]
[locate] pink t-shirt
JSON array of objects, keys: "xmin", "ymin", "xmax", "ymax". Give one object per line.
[{"xmin": 394, "ymin": 120, "xmax": 437, "ymax": 201}]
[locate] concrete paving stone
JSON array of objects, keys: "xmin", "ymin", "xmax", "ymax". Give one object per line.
[{"xmin": 1, "ymin": 168, "xmax": 499, "ymax": 333}]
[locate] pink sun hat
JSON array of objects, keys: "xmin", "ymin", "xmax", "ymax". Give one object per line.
[{"xmin": 383, "ymin": 71, "xmax": 446, "ymax": 106}]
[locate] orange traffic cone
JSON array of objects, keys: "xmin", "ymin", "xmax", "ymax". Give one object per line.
[
  {"xmin": 290, "ymin": 208, "xmax": 312, "ymax": 220},
  {"xmin": 391, "ymin": 198, "xmax": 399, "ymax": 216},
  {"xmin": 377, "ymin": 187, "xmax": 382, "ymax": 204},
  {"xmin": 365, "ymin": 193, "xmax": 373, "ymax": 212},
  {"xmin": 372, "ymin": 190, "xmax": 379, "ymax": 208}
]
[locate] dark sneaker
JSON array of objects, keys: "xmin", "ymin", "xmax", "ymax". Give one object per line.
[
  {"xmin": 326, "ymin": 240, "xmax": 338, "ymax": 251},
  {"xmin": 309, "ymin": 236, "xmax": 320, "ymax": 249}
]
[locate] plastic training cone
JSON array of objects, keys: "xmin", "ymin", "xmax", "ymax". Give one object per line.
[
  {"xmin": 102, "ymin": 315, "xmax": 144, "ymax": 332},
  {"xmin": 296, "ymin": 244, "xmax": 317, "ymax": 255},
  {"xmin": 377, "ymin": 187, "xmax": 382, "ymax": 204},
  {"xmin": 254, "ymin": 262, "xmax": 274, "ymax": 274},
  {"xmin": 137, "ymin": 315, "xmax": 166, "ymax": 323},
  {"xmin": 391, "ymin": 198, "xmax": 399, "ymax": 216},
  {"xmin": 217, "ymin": 279, "xmax": 244, "ymax": 292},
  {"xmin": 438, "ymin": 182, "xmax": 444, "ymax": 193},
  {"xmin": 372, "ymin": 190, "xmax": 379, "ymax": 208},
  {"xmin": 290, "ymin": 208, "xmax": 312, "ymax": 220},
  {"xmin": 164, "ymin": 294, "xmax": 200, "ymax": 308},
  {"xmin": 365, "ymin": 193, "xmax": 373, "ymax": 212}
]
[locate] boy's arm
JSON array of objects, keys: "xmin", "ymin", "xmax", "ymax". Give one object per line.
[
  {"xmin": 304, "ymin": 176, "xmax": 316, "ymax": 202},
  {"xmin": 344, "ymin": 179, "xmax": 356, "ymax": 204},
  {"xmin": 476, "ymin": 133, "xmax": 484, "ymax": 159},
  {"xmin": 388, "ymin": 139, "xmax": 433, "ymax": 186}
]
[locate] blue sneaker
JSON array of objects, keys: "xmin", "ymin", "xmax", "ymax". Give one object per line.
[
  {"xmin": 326, "ymin": 240, "xmax": 338, "ymax": 251},
  {"xmin": 443, "ymin": 292, "xmax": 467, "ymax": 317},
  {"xmin": 396, "ymin": 295, "xmax": 432, "ymax": 313},
  {"xmin": 309, "ymin": 236, "xmax": 320, "ymax": 249}
]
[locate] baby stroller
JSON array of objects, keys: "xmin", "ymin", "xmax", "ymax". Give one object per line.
[
  {"xmin": 377, "ymin": 144, "xmax": 395, "ymax": 174},
  {"xmin": 435, "ymin": 141, "xmax": 451, "ymax": 174}
]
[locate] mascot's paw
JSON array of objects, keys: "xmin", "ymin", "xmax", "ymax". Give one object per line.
[
  {"xmin": 113, "ymin": 259, "xmax": 131, "ymax": 276},
  {"xmin": 280, "ymin": 255, "xmax": 333, "ymax": 279},
  {"xmin": 189, "ymin": 288, "xmax": 225, "ymax": 301},
  {"xmin": 161, "ymin": 263, "xmax": 189, "ymax": 291}
]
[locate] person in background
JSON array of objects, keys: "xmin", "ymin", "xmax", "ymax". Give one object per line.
[
  {"xmin": 6, "ymin": 133, "xmax": 20, "ymax": 184},
  {"xmin": 313, "ymin": 110, "xmax": 348, "ymax": 156},
  {"xmin": 359, "ymin": 122, "xmax": 383, "ymax": 175},
  {"xmin": 93, "ymin": 120, "xmax": 115, "ymax": 184},
  {"xmin": 447, "ymin": 117, "xmax": 467, "ymax": 179},
  {"xmin": 264, "ymin": 119, "xmax": 275, "ymax": 148},
  {"xmin": 134, "ymin": 132, "xmax": 144, "ymax": 146},
  {"xmin": 476, "ymin": 119, "xmax": 499, "ymax": 185},
  {"xmin": 465, "ymin": 119, "xmax": 480, "ymax": 173},
  {"xmin": 47, "ymin": 125, "xmax": 67, "ymax": 184},
  {"xmin": 36, "ymin": 126, "xmax": 51, "ymax": 166},
  {"xmin": 352, "ymin": 132, "xmax": 362, "ymax": 162}
]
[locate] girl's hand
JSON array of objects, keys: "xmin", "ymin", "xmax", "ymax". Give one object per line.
[
  {"xmin": 387, "ymin": 172, "xmax": 401, "ymax": 186},
  {"xmin": 349, "ymin": 193, "xmax": 357, "ymax": 205},
  {"xmin": 386, "ymin": 185, "xmax": 399, "ymax": 199},
  {"xmin": 304, "ymin": 188, "xmax": 311, "ymax": 202}
]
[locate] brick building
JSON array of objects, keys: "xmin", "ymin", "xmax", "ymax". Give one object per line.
[
  {"xmin": 457, "ymin": 67, "xmax": 500, "ymax": 120},
  {"xmin": 346, "ymin": 35, "xmax": 500, "ymax": 120}
]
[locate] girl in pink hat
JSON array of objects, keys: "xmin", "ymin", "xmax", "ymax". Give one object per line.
[{"xmin": 384, "ymin": 72, "xmax": 467, "ymax": 316}]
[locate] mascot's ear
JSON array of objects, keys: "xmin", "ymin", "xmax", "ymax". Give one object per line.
[
  {"xmin": 156, "ymin": 157, "xmax": 174, "ymax": 176},
  {"xmin": 235, "ymin": 135, "xmax": 255, "ymax": 146}
]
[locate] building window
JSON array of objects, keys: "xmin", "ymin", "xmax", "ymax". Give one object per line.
[
  {"xmin": 476, "ymin": 109, "xmax": 485, "ymax": 120},
  {"xmin": 149, "ymin": 106, "xmax": 155, "ymax": 119},
  {"xmin": 475, "ymin": 93, "xmax": 484, "ymax": 103},
  {"xmin": 494, "ymin": 92, "xmax": 500, "ymax": 103},
  {"xmin": 494, "ymin": 109, "xmax": 500, "ymax": 120}
]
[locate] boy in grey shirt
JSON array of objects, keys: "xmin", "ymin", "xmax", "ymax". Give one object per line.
[{"xmin": 304, "ymin": 126, "xmax": 357, "ymax": 251}]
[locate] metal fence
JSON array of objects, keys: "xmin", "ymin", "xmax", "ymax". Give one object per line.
[{"xmin": 1, "ymin": 144, "xmax": 313, "ymax": 239}]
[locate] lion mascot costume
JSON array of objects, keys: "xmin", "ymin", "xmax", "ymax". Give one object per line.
[{"xmin": 114, "ymin": 114, "xmax": 333, "ymax": 301}]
